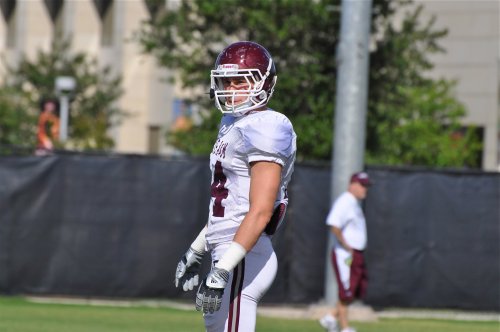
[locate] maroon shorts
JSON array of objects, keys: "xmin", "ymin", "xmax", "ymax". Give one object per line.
[{"xmin": 331, "ymin": 249, "xmax": 367, "ymax": 302}]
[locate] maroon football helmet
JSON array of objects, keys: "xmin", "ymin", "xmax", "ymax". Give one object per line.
[{"xmin": 210, "ymin": 41, "xmax": 277, "ymax": 115}]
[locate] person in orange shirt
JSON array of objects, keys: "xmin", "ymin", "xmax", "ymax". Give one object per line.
[{"xmin": 36, "ymin": 98, "xmax": 60, "ymax": 155}]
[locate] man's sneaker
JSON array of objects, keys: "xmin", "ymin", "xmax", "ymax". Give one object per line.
[
  {"xmin": 340, "ymin": 327, "xmax": 357, "ymax": 332},
  {"xmin": 319, "ymin": 314, "xmax": 339, "ymax": 332}
]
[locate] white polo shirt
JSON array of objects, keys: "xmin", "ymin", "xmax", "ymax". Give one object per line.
[{"xmin": 326, "ymin": 191, "xmax": 367, "ymax": 250}]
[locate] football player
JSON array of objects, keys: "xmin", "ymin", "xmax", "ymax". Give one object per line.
[{"xmin": 175, "ymin": 41, "xmax": 296, "ymax": 332}]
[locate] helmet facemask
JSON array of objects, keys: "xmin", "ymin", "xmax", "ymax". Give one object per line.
[{"xmin": 210, "ymin": 62, "xmax": 277, "ymax": 116}]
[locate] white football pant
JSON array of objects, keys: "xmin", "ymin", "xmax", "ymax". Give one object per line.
[{"xmin": 204, "ymin": 235, "xmax": 277, "ymax": 332}]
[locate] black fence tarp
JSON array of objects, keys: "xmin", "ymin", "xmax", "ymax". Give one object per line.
[
  {"xmin": 364, "ymin": 168, "xmax": 500, "ymax": 311},
  {"xmin": 0, "ymin": 154, "xmax": 498, "ymax": 311}
]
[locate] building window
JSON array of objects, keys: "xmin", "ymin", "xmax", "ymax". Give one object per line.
[
  {"xmin": 171, "ymin": 99, "xmax": 193, "ymax": 132},
  {"xmin": 144, "ymin": 0, "xmax": 161, "ymax": 19},
  {"xmin": 44, "ymin": 0, "xmax": 62, "ymax": 23},
  {"xmin": 0, "ymin": 0, "xmax": 15, "ymax": 20},
  {"xmin": 451, "ymin": 126, "xmax": 484, "ymax": 168},
  {"xmin": 1, "ymin": 0, "xmax": 17, "ymax": 48},
  {"xmin": 148, "ymin": 125, "xmax": 161, "ymax": 154},
  {"xmin": 43, "ymin": 0, "xmax": 64, "ymax": 38},
  {"xmin": 93, "ymin": 0, "xmax": 113, "ymax": 47}
]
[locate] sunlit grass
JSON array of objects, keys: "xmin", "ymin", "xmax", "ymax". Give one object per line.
[{"xmin": 0, "ymin": 296, "xmax": 497, "ymax": 332}]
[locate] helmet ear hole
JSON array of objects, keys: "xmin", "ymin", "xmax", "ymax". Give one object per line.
[{"xmin": 258, "ymin": 91, "xmax": 267, "ymax": 101}]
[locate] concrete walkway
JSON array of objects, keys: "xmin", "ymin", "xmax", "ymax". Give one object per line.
[
  {"xmin": 257, "ymin": 303, "xmax": 500, "ymax": 322},
  {"xmin": 24, "ymin": 296, "xmax": 499, "ymax": 323}
]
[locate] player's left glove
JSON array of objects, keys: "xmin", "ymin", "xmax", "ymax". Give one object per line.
[{"xmin": 195, "ymin": 267, "xmax": 229, "ymax": 314}]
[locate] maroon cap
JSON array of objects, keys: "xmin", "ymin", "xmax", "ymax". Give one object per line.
[{"xmin": 350, "ymin": 171, "xmax": 372, "ymax": 186}]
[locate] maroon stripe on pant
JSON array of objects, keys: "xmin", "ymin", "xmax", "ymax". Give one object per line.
[{"xmin": 228, "ymin": 259, "xmax": 245, "ymax": 332}]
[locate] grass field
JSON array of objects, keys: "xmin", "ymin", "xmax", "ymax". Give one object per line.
[{"xmin": 0, "ymin": 296, "xmax": 498, "ymax": 332}]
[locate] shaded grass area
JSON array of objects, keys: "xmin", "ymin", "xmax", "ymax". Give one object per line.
[
  {"xmin": 0, "ymin": 296, "xmax": 498, "ymax": 332},
  {"xmin": 0, "ymin": 296, "xmax": 204, "ymax": 332}
]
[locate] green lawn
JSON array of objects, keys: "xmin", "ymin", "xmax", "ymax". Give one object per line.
[{"xmin": 0, "ymin": 296, "xmax": 497, "ymax": 332}]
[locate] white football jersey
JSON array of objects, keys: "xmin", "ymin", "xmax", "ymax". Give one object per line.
[{"xmin": 205, "ymin": 110, "xmax": 297, "ymax": 245}]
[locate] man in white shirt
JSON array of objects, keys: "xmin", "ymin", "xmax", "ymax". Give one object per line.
[{"xmin": 320, "ymin": 172, "xmax": 372, "ymax": 332}]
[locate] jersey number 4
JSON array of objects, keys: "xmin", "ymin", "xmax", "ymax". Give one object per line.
[{"xmin": 211, "ymin": 161, "xmax": 228, "ymax": 217}]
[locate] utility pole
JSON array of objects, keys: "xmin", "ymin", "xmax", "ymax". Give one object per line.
[{"xmin": 325, "ymin": 0, "xmax": 373, "ymax": 306}]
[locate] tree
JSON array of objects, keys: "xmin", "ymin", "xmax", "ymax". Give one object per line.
[
  {"xmin": 0, "ymin": 37, "xmax": 125, "ymax": 152},
  {"xmin": 138, "ymin": 0, "xmax": 481, "ymax": 168},
  {"xmin": 0, "ymin": 87, "xmax": 36, "ymax": 154},
  {"xmin": 366, "ymin": 5, "xmax": 482, "ymax": 167}
]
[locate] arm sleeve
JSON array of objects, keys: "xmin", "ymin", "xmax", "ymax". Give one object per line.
[
  {"xmin": 190, "ymin": 226, "xmax": 207, "ymax": 253},
  {"xmin": 326, "ymin": 195, "xmax": 348, "ymax": 229}
]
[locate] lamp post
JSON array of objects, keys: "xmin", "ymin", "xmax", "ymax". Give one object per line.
[{"xmin": 55, "ymin": 76, "xmax": 76, "ymax": 142}]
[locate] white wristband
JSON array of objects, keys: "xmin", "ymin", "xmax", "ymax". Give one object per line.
[
  {"xmin": 190, "ymin": 226, "xmax": 207, "ymax": 253},
  {"xmin": 215, "ymin": 242, "xmax": 247, "ymax": 272}
]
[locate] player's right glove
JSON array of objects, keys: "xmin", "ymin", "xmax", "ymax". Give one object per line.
[
  {"xmin": 195, "ymin": 267, "xmax": 229, "ymax": 314},
  {"xmin": 175, "ymin": 247, "xmax": 205, "ymax": 291}
]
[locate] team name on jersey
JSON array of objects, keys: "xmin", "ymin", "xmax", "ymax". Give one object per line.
[{"xmin": 212, "ymin": 138, "xmax": 229, "ymax": 159}]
